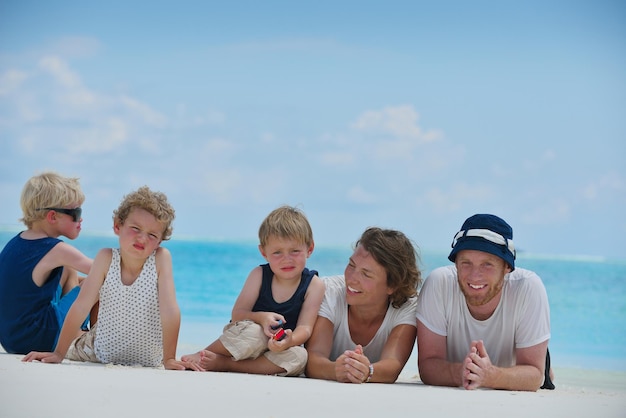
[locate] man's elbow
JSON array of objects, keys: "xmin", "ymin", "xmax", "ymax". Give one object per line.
[
  {"xmin": 529, "ymin": 371, "xmax": 545, "ymax": 392},
  {"xmin": 417, "ymin": 360, "xmax": 440, "ymax": 386},
  {"xmin": 304, "ymin": 360, "xmax": 324, "ymax": 379},
  {"xmin": 418, "ymin": 370, "xmax": 444, "ymax": 386}
]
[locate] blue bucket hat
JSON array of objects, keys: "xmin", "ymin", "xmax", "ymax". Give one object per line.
[{"xmin": 448, "ymin": 214, "xmax": 516, "ymax": 270}]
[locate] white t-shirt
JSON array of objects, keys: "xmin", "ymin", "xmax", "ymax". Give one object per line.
[
  {"xmin": 416, "ymin": 266, "xmax": 550, "ymax": 367},
  {"xmin": 319, "ymin": 275, "xmax": 417, "ymax": 362}
]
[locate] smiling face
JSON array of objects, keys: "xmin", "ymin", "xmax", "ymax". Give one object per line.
[
  {"xmin": 114, "ymin": 207, "xmax": 164, "ymax": 259},
  {"xmin": 259, "ymin": 235, "xmax": 312, "ymax": 281},
  {"xmin": 455, "ymin": 249, "xmax": 511, "ymax": 315},
  {"xmin": 343, "ymin": 244, "xmax": 393, "ymax": 308}
]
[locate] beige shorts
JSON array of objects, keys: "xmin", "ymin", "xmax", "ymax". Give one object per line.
[
  {"xmin": 219, "ymin": 320, "xmax": 307, "ymax": 376},
  {"xmin": 66, "ymin": 324, "xmax": 99, "ymax": 363}
]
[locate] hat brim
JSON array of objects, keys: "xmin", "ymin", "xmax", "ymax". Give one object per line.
[{"xmin": 448, "ymin": 237, "xmax": 515, "ymax": 270}]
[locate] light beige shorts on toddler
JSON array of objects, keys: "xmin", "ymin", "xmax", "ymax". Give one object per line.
[
  {"xmin": 66, "ymin": 324, "xmax": 99, "ymax": 363},
  {"xmin": 219, "ymin": 320, "xmax": 307, "ymax": 376}
]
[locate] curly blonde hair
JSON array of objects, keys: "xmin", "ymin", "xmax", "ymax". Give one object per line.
[
  {"xmin": 113, "ymin": 186, "xmax": 175, "ymax": 241},
  {"xmin": 20, "ymin": 172, "xmax": 85, "ymax": 228},
  {"xmin": 355, "ymin": 227, "xmax": 422, "ymax": 308}
]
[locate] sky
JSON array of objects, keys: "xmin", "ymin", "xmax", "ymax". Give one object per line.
[{"xmin": 0, "ymin": 1, "xmax": 624, "ymax": 259}]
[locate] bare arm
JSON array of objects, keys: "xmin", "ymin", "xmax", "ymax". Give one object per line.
[
  {"xmin": 53, "ymin": 242, "xmax": 93, "ymax": 275},
  {"xmin": 22, "ymin": 249, "xmax": 110, "ymax": 363},
  {"xmin": 416, "ymin": 319, "xmax": 464, "ymax": 387},
  {"xmin": 341, "ymin": 324, "xmax": 416, "ymax": 383},
  {"xmin": 304, "ymin": 316, "xmax": 337, "ymax": 380},
  {"xmin": 417, "ymin": 319, "xmax": 548, "ymax": 391},
  {"xmin": 368, "ymin": 323, "xmax": 416, "ymax": 383},
  {"xmin": 154, "ymin": 248, "xmax": 200, "ymax": 371},
  {"xmin": 463, "ymin": 339, "xmax": 548, "ymax": 391},
  {"xmin": 280, "ymin": 275, "xmax": 325, "ymax": 347},
  {"xmin": 32, "ymin": 242, "xmax": 93, "ymax": 287},
  {"xmin": 230, "ymin": 267, "xmax": 281, "ymax": 335},
  {"xmin": 154, "ymin": 248, "xmax": 183, "ymax": 370},
  {"xmin": 306, "ymin": 318, "xmax": 415, "ymax": 383}
]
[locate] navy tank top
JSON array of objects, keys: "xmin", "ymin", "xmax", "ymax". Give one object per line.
[
  {"xmin": 252, "ymin": 263, "xmax": 318, "ymax": 331},
  {"xmin": 0, "ymin": 233, "xmax": 64, "ymax": 353}
]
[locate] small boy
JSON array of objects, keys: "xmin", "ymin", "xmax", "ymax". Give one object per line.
[
  {"xmin": 24, "ymin": 186, "xmax": 199, "ymax": 370},
  {"xmin": 0, "ymin": 172, "xmax": 92, "ymax": 354},
  {"xmin": 182, "ymin": 205, "xmax": 325, "ymax": 376}
]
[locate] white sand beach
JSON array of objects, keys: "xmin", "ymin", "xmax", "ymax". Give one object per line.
[{"xmin": 1, "ymin": 352, "xmax": 624, "ymax": 418}]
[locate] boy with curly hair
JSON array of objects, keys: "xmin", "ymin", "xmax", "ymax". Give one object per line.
[{"xmin": 24, "ymin": 186, "xmax": 199, "ymax": 370}]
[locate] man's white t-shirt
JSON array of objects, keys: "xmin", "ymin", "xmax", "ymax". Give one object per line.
[
  {"xmin": 319, "ymin": 275, "xmax": 417, "ymax": 363},
  {"xmin": 416, "ymin": 266, "xmax": 550, "ymax": 367}
]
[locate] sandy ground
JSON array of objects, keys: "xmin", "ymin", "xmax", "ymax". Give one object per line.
[{"xmin": 1, "ymin": 352, "xmax": 624, "ymax": 418}]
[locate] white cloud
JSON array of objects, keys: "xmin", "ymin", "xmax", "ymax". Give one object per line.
[
  {"xmin": 219, "ymin": 38, "xmax": 339, "ymax": 53},
  {"xmin": 522, "ymin": 154, "xmax": 556, "ymax": 172},
  {"xmin": 348, "ymin": 105, "xmax": 443, "ymax": 161},
  {"xmin": 581, "ymin": 171, "xmax": 625, "ymax": 200},
  {"xmin": 421, "ymin": 183, "xmax": 494, "ymax": 212},
  {"xmin": 49, "ymin": 36, "xmax": 101, "ymax": 58},
  {"xmin": 119, "ymin": 95, "xmax": 167, "ymax": 127},
  {"xmin": 13, "ymin": 118, "xmax": 128, "ymax": 156},
  {"xmin": 260, "ymin": 133, "xmax": 276, "ymax": 144},
  {"xmin": 39, "ymin": 55, "xmax": 83, "ymax": 89},
  {"xmin": 173, "ymin": 104, "xmax": 224, "ymax": 127},
  {"xmin": 195, "ymin": 109, "xmax": 226, "ymax": 126},
  {"xmin": 351, "ymin": 105, "xmax": 441, "ymax": 142},
  {"xmin": 0, "ymin": 69, "xmax": 28, "ymax": 96},
  {"xmin": 347, "ymin": 186, "xmax": 378, "ymax": 204},
  {"xmin": 520, "ymin": 199, "xmax": 570, "ymax": 224},
  {"xmin": 3, "ymin": 55, "xmax": 172, "ymax": 157},
  {"xmin": 372, "ymin": 138, "xmax": 417, "ymax": 160},
  {"xmin": 582, "ymin": 184, "xmax": 597, "ymax": 200},
  {"xmin": 38, "ymin": 55, "xmax": 98, "ymax": 111},
  {"xmin": 200, "ymin": 169, "xmax": 242, "ymax": 203},
  {"xmin": 197, "ymin": 165, "xmax": 292, "ymax": 205},
  {"xmin": 314, "ymin": 107, "xmax": 446, "ymax": 169},
  {"xmin": 202, "ymin": 137, "xmax": 238, "ymax": 156},
  {"xmin": 12, "ymin": 93, "xmax": 41, "ymax": 122},
  {"xmin": 0, "ymin": 5, "xmax": 622, "ymax": 259},
  {"xmin": 320, "ymin": 152, "xmax": 354, "ymax": 166},
  {"xmin": 542, "ymin": 149, "xmax": 556, "ymax": 161}
]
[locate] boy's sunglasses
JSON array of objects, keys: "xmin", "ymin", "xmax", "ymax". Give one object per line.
[{"xmin": 37, "ymin": 207, "xmax": 82, "ymax": 222}]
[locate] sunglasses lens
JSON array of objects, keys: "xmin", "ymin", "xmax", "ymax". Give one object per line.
[{"xmin": 72, "ymin": 207, "xmax": 82, "ymax": 222}]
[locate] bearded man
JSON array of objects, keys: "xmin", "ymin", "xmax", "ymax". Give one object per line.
[{"xmin": 416, "ymin": 214, "xmax": 554, "ymax": 391}]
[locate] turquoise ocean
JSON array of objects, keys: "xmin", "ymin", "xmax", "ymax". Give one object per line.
[{"xmin": 2, "ymin": 230, "xmax": 625, "ymax": 373}]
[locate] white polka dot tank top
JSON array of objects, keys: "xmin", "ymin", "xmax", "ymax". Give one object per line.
[{"xmin": 94, "ymin": 248, "xmax": 163, "ymax": 367}]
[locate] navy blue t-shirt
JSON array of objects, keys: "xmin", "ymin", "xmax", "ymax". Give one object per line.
[
  {"xmin": 0, "ymin": 233, "xmax": 64, "ymax": 353},
  {"xmin": 251, "ymin": 263, "xmax": 318, "ymax": 331}
]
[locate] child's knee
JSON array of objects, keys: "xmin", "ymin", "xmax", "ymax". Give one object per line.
[
  {"xmin": 265, "ymin": 346, "xmax": 307, "ymax": 376},
  {"xmin": 220, "ymin": 320, "xmax": 267, "ymax": 360}
]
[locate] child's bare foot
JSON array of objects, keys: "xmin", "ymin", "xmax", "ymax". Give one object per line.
[
  {"xmin": 181, "ymin": 351, "xmax": 203, "ymax": 363},
  {"xmin": 198, "ymin": 350, "xmax": 222, "ymax": 371}
]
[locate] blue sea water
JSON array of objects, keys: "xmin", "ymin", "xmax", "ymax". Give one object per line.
[{"xmin": 1, "ymin": 230, "xmax": 625, "ymax": 372}]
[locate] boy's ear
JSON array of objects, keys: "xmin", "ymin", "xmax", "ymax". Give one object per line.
[
  {"xmin": 45, "ymin": 210, "xmax": 57, "ymax": 223},
  {"xmin": 307, "ymin": 241, "xmax": 315, "ymax": 257},
  {"xmin": 258, "ymin": 244, "xmax": 267, "ymax": 259}
]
